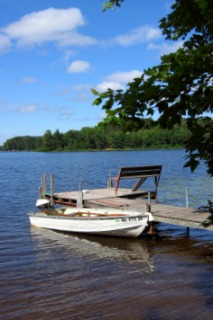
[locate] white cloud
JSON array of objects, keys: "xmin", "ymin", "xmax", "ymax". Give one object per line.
[
  {"xmin": 56, "ymin": 32, "xmax": 97, "ymax": 47},
  {"xmin": 2, "ymin": 7, "xmax": 96, "ymax": 48},
  {"xmin": 58, "ymin": 106, "xmax": 74, "ymax": 119},
  {"xmin": 97, "ymin": 70, "xmax": 143, "ymax": 92},
  {"xmin": 0, "ymin": 34, "xmax": 12, "ymax": 52},
  {"xmin": 72, "ymin": 91, "xmax": 92, "ymax": 103},
  {"xmin": 62, "ymin": 50, "xmax": 77, "ymax": 64},
  {"xmin": 67, "ymin": 60, "xmax": 91, "ymax": 73},
  {"xmin": 97, "ymin": 81, "xmax": 124, "ymax": 92},
  {"xmin": 21, "ymin": 77, "xmax": 38, "ymax": 84},
  {"xmin": 106, "ymin": 70, "xmax": 142, "ymax": 83},
  {"xmin": 15, "ymin": 104, "xmax": 38, "ymax": 113},
  {"xmin": 114, "ymin": 26, "xmax": 162, "ymax": 46},
  {"xmin": 148, "ymin": 41, "xmax": 183, "ymax": 56},
  {"xmin": 54, "ymin": 84, "xmax": 91, "ymax": 97}
]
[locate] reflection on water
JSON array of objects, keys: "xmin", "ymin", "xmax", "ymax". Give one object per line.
[
  {"xmin": 30, "ymin": 227, "xmax": 155, "ymax": 274},
  {"xmin": 1, "ymin": 226, "xmax": 212, "ymax": 320}
]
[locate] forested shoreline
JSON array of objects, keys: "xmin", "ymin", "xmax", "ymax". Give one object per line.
[{"xmin": 2, "ymin": 122, "xmax": 190, "ymax": 152}]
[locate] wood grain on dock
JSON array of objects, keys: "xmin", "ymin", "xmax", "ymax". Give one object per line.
[
  {"xmin": 45, "ymin": 188, "xmax": 213, "ymax": 232},
  {"xmin": 151, "ymin": 203, "xmax": 213, "ymax": 231}
]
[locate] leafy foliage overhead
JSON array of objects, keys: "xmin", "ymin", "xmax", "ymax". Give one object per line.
[
  {"xmin": 102, "ymin": 0, "xmax": 124, "ymax": 11},
  {"xmin": 94, "ymin": 0, "xmax": 213, "ymax": 175}
]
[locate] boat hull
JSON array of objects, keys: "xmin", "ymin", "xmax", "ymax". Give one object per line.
[{"xmin": 29, "ymin": 208, "xmax": 151, "ymax": 238}]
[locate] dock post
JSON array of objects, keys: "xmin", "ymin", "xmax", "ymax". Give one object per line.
[
  {"xmin": 77, "ymin": 191, "xmax": 83, "ymax": 207},
  {"xmin": 186, "ymin": 226, "xmax": 190, "ymax": 237},
  {"xmin": 50, "ymin": 174, "xmax": 54, "ymax": 207},
  {"xmin": 107, "ymin": 170, "xmax": 112, "ymax": 188},
  {"xmin": 148, "ymin": 192, "xmax": 151, "ymax": 205},
  {"xmin": 39, "ymin": 186, "xmax": 42, "ymax": 198},
  {"xmin": 77, "ymin": 182, "xmax": 83, "ymax": 207},
  {"xmin": 41, "ymin": 174, "xmax": 47, "ymax": 197},
  {"xmin": 186, "ymin": 188, "xmax": 189, "ymax": 208},
  {"xmin": 79, "ymin": 182, "xmax": 82, "ymax": 191}
]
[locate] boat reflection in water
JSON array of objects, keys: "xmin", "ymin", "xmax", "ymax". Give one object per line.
[{"xmin": 30, "ymin": 226, "xmax": 155, "ymax": 274}]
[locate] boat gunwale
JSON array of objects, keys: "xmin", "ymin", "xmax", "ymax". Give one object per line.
[{"xmin": 29, "ymin": 211, "xmax": 149, "ymax": 221}]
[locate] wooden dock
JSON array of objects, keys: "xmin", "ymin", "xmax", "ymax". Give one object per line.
[{"xmin": 44, "ymin": 187, "xmax": 213, "ymax": 232}]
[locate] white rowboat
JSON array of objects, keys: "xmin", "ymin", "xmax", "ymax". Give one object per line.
[{"xmin": 29, "ymin": 206, "xmax": 153, "ymax": 238}]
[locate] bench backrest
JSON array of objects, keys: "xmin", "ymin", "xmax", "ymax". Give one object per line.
[
  {"xmin": 114, "ymin": 165, "xmax": 162, "ymax": 198},
  {"xmin": 118, "ymin": 165, "xmax": 162, "ymax": 179}
]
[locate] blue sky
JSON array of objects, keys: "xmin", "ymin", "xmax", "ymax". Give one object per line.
[{"xmin": 0, "ymin": 0, "xmax": 181, "ymax": 145}]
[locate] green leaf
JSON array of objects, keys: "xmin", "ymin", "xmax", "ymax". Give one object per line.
[{"xmin": 91, "ymin": 88, "xmax": 99, "ymax": 96}]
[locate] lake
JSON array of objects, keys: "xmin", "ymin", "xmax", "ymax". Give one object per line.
[{"xmin": 0, "ymin": 150, "xmax": 212, "ymax": 319}]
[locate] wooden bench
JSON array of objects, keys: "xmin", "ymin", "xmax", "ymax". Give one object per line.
[{"xmin": 110, "ymin": 165, "xmax": 162, "ymax": 202}]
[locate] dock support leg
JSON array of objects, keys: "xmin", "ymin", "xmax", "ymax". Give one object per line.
[
  {"xmin": 77, "ymin": 182, "xmax": 83, "ymax": 207},
  {"xmin": 148, "ymin": 192, "xmax": 151, "ymax": 205},
  {"xmin": 147, "ymin": 223, "xmax": 154, "ymax": 235},
  {"xmin": 50, "ymin": 174, "xmax": 54, "ymax": 207},
  {"xmin": 77, "ymin": 191, "xmax": 83, "ymax": 207},
  {"xmin": 186, "ymin": 188, "xmax": 189, "ymax": 208},
  {"xmin": 107, "ymin": 170, "xmax": 112, "ymax": 188},
  {"xmin": 186, "ymin": 226, "xmax": 190, "ymax": 236},
  {"xmin": 41, "ymin": 174, "xmax": 47, "ymax": 197},
  {"xmin": 39, "ymin": 186, "xmax": 42, "ymax": 198}
]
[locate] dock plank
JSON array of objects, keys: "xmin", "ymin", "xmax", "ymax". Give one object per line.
[
  {"xmin": 44, "ymin": 188, "xmax": 213, "ymax": 232},
  {"xmin": 151, "ymin": 204, "xmax": 213, "ymax": 231},
  {"xmin": 49, "ymin": 188, "xmax": 132, "ymax": 202}
]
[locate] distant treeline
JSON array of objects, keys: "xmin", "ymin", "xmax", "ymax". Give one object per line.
[{"xmin": 2, "ymin": 122, "xmax": 190, "ymax": 151}]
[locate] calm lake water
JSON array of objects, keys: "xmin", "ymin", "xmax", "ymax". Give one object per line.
[{"xmin": 0, "ymin": 150, "xmax": 213, "ymax": 320}]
